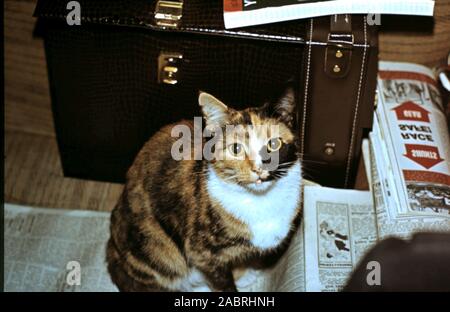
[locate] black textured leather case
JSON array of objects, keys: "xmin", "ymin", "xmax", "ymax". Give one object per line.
[{"xmin": 34, "ymin": 0, "xmax": 378, "ymax": 187}]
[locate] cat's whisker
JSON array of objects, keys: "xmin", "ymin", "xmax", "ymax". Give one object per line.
[
  {"xmin": 276, "ymin": 161, "xmax": 297, "ymax": 168},
  {"xmin": 278, "ymin": 160, "xmax": 296, "ymax": 166},
  {"xmin": 295, "ymin": 153, "xmax": 328, "ymax": 165},
  {"xmin": 223, "ymin": 175, "xmax": 240, "ymax": 181}
]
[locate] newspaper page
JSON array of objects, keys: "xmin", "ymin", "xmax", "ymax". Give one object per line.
[
  {"xmin": 223, "ymin": 0, "xmax": 435, "ymax": 29},
  {"xmin": 4, "ymin": 204, "xmax": 118, "ymax": 292},
  {"xmin": 303, "ymin": 186, "xmax": 377, "ymax": 292},
  {"xmin": 269, "ymin": 225, "xmax": 305, "ymax": 292},
  {"xmin": 370, "ymin": 115, "xmax": 405, "ymax": 221},
  {"xmin": 377, "ymin": 61, "xmax": 450, "ymax": 219},
  {"xmin": 237, "ymin": 223, "xmax": 306, "ymax": 292},
  {"xmin": 5, "ymin": 203, "xmax": 307, "ymax": 292},
  {"xmin": 361, "ymin": 139, "xmax": 373, "ymax": 190},
  {"xmin": 366, "ymin": 137, "xmax": 450, "ymax": 239}
]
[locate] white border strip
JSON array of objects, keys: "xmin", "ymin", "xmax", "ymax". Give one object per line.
[{"xmin": 224, "ymin": 0, "xmax": 435, "ymax": 29}]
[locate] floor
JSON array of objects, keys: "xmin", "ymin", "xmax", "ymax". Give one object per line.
[
  {"xmin": 5, "ymin": 0, "xmax": 123, "ymax": 211},
  {"xmin": 5, "ymin": 0, "xmax": 450, "ymax": 212}
]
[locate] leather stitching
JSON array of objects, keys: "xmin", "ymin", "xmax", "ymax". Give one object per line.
[
  {"xmin": 181, "ymin": 27, "xmax": 305, "ymax": 42},
  {"xmin": 344, "ymin": 17, "xmax": 368, "ymax": 187},
  {"xmin": 300, "ymin": 18, "xmax": 313, "ymax": 159}
]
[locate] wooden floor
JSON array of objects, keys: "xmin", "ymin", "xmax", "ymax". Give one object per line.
[
  {"xmin": 5, "ymin": 0, "xmax": 449, "ymax": 211},
  {"xmin": 5, "ymin": 130, "xmax": 124, "ymax": 211},
  {"xmin": 5, "ymin": 0, "xmax": 124, "ymax": 211}
]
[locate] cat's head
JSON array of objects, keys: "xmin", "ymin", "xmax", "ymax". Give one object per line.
[{"xmin": 199, "ymin": 86, "xmax": 300, "ymax": 191}]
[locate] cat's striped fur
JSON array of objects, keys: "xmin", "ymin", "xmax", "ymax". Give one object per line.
[{"xmin": 106, "ymin": 87, "xmax": 303, "ymax": 291}]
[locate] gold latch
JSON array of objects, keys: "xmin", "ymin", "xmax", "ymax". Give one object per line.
[
  {"xmin": 158, "ymin": 52, "xmax": 183, "ymax": 85},
  {"xmin": 154, "ymin": 1, "xmax": 183, "ymax": 29}
]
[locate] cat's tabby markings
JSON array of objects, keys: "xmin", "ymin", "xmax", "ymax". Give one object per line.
[{"xmin": 107, "ymin": 85, "xmax": 303, "ymax": 291}]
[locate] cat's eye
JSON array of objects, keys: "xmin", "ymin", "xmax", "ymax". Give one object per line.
[
  {"xmin": 267, "ymin": 138, "xmax": 283, "ymax": 152},
  {"xmin": 228, "ymin": 143, "xmax": 245, "ymax": 157}
]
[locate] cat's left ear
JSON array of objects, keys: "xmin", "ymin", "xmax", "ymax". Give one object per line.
[
  {"xmin": 271, "ymin": 86, "xmax": 296, "ymax": 128},
  {"xmin": 198, "ymin": 92, "xmax": 230, "ymax": 128}
]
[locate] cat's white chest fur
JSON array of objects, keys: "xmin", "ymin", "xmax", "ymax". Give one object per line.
[{"xmin": 206, "ymin": 161, "xmax": 302, "ymax": 250}]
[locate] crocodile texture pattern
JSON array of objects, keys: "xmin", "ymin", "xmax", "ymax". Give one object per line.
[
  {"xmin": 42, "ymin": 22, "xmax": 304, "ymax": 182},
  {"xmin": 35, "ymin": 1, "xmax": 378, "ymax": 186}
]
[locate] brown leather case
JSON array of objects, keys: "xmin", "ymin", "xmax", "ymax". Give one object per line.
[
  {"xmin": 33, "ymin": 0, "xmax": 378, "ymax": 188},
  {"xmin": 300, "ymin": 15, "xmax": 378, "ymax": 187}
]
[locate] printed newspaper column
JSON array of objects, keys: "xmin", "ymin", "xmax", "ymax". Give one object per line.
[
  {"xmin": 303, "ymin": 186, "xmax": 376, "ymax": 292},
  {"xmin": 370, "ymin": 113, "xmax": 404, "ymax": 220}
]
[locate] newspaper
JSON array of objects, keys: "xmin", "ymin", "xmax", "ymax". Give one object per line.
[
  {"xmin": 223, "ymin": 0, "xmax": 435, "ymax": 29},
  {"xmin": 256, "ymin": 172, "xmax": 448, "ymax": 293},
  {"xmin": 299, "ymin": 61, "xmax": 450, "ymax": 292},
  {"xmin": 4, "ymin": 204, "xmax": 118, "ymax": 292},
  {"xmin": 4, "ymin": 202, "xmax": 306, "ymax": 292},
  {"xmin": 365, "ymin": 138, "xmax": 450, "ymax": 240},
  {"xmin": 4, "ymin": 141, "xmax": 449, "ymax": 293},
  {"xmin": 303, "ymin": 186, "xmax": 376, "ymax": 291},
  {"xmin": 369, "ymin": 61, "xmax": 450, "ymax": 239},
  {"xmin": 376, "ymin": 61, "xmax": 450, "ymax": 219},
  {"xmin": 235, "ymin": 223, "xmax": 306, "ymax": 292}
]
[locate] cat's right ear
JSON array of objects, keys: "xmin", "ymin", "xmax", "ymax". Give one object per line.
[{"xmin": 198, "ymin": 92, "xmax": 230, "ymax": 127}]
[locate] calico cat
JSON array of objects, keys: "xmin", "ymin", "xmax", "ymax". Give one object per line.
[{"xmin": 106, "ymin": 86, "xmax": 303, "ymax": 291}]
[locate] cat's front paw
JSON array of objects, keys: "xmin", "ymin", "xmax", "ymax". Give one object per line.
[{"xmin": 235, "ymin": 269, "xmax": 259, "ymax": 290}]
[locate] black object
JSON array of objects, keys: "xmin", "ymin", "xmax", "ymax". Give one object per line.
[
  {"xmin": 34, "ymin": 0, "xmax": 378, "ymax": 187},
  {"xmin": 344, "ymin": 233, "xmax": 450, "ymax": 292}
]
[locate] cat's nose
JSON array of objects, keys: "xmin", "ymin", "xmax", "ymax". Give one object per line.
[{"xmin": 252, "ymin": 166, "xmax": 263, "ymax": 174}]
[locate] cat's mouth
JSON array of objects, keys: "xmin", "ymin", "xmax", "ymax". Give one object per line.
[
  {"xmin": 247, "ymin": 172, "xmax": 275, "ymax": 185},
  {"xmin": 250, "ymin": 177, "xmax": 267, "ymax": 186},
  {"xmin": 244, "ymin": 178, "xmax": 274, "ymax": 192},
  {"xmin": 250, "ymin": 170, "xmax": 270, "ymax": 184},
  {"xmin": 253, "ymin": 174, "xmax": 272, "ymax": 185},
  {"xmin": 237, "ymin": 171, "xmax": 277, "ymax": 186}
]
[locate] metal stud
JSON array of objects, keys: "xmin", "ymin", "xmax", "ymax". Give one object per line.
[{"xmin": 324, "ymin": 146, "xmax": 335, "ymax": 156}]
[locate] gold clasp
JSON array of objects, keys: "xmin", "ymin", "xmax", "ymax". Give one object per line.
[
  {"xmin": 154, "ymin": 1, "xmax": 184, "ymax": 29},
  {"xmin": 158, "ymin": 52, "xmax": 183, "ymax": 85}
]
